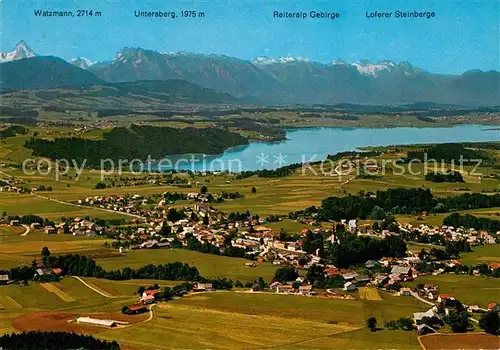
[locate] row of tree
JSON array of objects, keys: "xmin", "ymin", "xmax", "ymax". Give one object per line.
[
  {"xmin": 425, "ymin": 171, "xmax": 464, "ymax": 183},
  {"xmin": 317, "ymin": 188, "xmax": 500, "ymax": 220},
  {"xmin": 0, "ymin": 331, "xmax": 119, "ymax": 350},
  {"xmin": 443, "ymin": 213, "xmax": 500, "ymax": 232}
]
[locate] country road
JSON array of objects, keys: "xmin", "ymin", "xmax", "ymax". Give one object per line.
[
  {"xmin": 71, "ymin": 276, "xmax": 119, "ymax": 298},
  {"xmin": 20, "ymin": 224, "xmax": 30, "ymax": 236},
  {"xmin": 32, "ymin": 193, "xmax": 146, "ymax": 220},
  {"xmin": 410, "ymin": 291, "xmax": 435, "ymax": 306}
]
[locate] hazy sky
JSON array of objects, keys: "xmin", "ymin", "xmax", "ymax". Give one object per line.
[{"xmin": 2, "ymin": 0, "xmax": 499, "ymax": 74}]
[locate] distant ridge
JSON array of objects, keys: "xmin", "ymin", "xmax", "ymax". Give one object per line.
[{"xmin": 2, "ymin": 40, "xmax": 499, "ymax": 106}]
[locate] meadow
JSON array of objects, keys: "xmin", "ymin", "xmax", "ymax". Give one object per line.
[
  {"xmin": 0, "ymin": 278, "xmax": 428, "ymax": 349},
  {"xmin": 95, "ymin": 290, "xmax": 425, "ymax": 349},
  {"xmin": 459, "ymin": 244, "xmax": 500, "ymax": 265},
  {"xmin": 96, "ymin": 248, "xmax": 277, "ymax": 283},
  {"xmin": 404, "ymin": 274, "xmax": 500, "ymax": 307}
]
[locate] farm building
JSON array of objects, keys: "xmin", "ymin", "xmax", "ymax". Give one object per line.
[
  {"xmin": 344, "ymin": 282, "xmax": 357, "ymax": 291},
  {"xmin": 193, "ymin": 283, "xmax": 213, "ymax": 292},
  {"xmin": 0, "ymin": 274, "xmax": 9, "ymax": 285},
  {"xmin": 76, "ymin": 317, "xmax": 117, "ymax": 327},
  {"xmin": 124, "ymin": 304, "xmax": 148, "ymax": 314}
]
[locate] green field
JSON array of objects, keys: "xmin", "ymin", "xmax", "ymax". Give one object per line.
[
  {"xmin": 97, "ymin": 248, "xmax": 277, "ymax": 283},
  {"xmin": 0, "ymin": 280, "xmax": 427, "ymax": 349},
  {"xmin": 94, "ymin": 291, "xmax": 424, "ymax": 349},
  {"xmin": 405, "ymin": 274, "xmax": 500, "ymax": 307},
  {"xmin": 0, "ymin": 233, "xmax": 110, "ymax": 269},
  {"xmin": 460, "ymin": 244, "xmax": 500, "ymax": 265}
]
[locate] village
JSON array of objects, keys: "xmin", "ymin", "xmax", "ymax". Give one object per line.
[{"xmin": 3, "ymin": 186, "xmax": 499, "ymax": 336}]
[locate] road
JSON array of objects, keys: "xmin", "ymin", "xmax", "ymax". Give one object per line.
[
  {"xmin": 32, "ymin": 193, "xmax": 146, "ymax": 220},
  {"xmin": 71, "ymin": 276, "xmax": 119, "ymax": 298},
  {"xmin": 20, "ymin": 224, "xmax": 30, "ymax": 236},
  {"xmin": 410, "ymin": 291, "xmax": 435, "ymax": 306}
]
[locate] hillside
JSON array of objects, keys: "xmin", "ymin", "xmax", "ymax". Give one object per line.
[
  {"xmin": 24, "ymin": 124, "xmax": 249, "ymax": 166},
  {"xmin": 0, "ymin": 56, "xmax": 105, "ymax": 90},
  {"xmin": 0, "ymin": 79, "xmax": 259, "ymax": 110}
]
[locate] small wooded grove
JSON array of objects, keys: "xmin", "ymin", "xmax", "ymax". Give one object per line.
[
  {"xmin": 326, "ymin": 234, "xmax": 407, "ymax": 268},
  {"xmin": 425, "ymin": 171, "xmax": 464, "ymax": 183},
  {"xmin": 0, "ymin": 331, "xmax": 120, "ymax": 350},
  {"xmin": 316, "ymin": 188, "xmax": 500, "ymax": 220},
  {"xmin": 443, "ymin": 213, "xmax": 500, "ymax": 232}
]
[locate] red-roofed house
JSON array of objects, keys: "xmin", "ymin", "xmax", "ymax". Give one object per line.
[
  {"xmin": 488, "ymin": 302, "xmax": 500, "ymax": 312},
  {"xmin": 438, "ymin": 294, "xmax": 450, "ymax": 303}
]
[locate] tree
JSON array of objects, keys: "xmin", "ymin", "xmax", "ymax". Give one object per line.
[
  {"xmin": 371, "ymin": 206, "xmax": 386, "ymax": 220},
  {"xmin": 200, "ymin": 185, "xmax": 208, "ymax": 194},
  {"xmin": 41, "ymin": 246, "xmax": 51, "ymax": 266},
  {"xmin": 366, "ymin": 317, "xmax": 377, "ymax": 331},
  {"xmin": 446, "ymin": 311, "xmax": 472, "ymax": 333},
  {"xmin": 273, "ymin": 266, "xmax": 298, "ymax": 283},
  {"xmin": 160, "ymin": 221, "xmax": 171, "ymax": 236},
  {"xmin": 251, "ymin": 187, "xmax": 257, "ymax": 194},
  {"xmin": 479, "ymin": 311, "xmax": 500, "ymax": 335}
]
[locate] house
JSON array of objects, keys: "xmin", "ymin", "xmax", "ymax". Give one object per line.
[
  {"xmin": 43, "ymin": 226, "xmax": 56, "ymax": 234},
  {"xmin": 269, "ymin": 281, "xmax": 281, "ymax": 290},
  {"xmin": 390, "ymin": 266, "xmax": 411, "ymax": 277},
  {"xmin": 139, "ymin": 240, "xmax": 159, "ymax": 249},
  {"xmin": 437, "ymin": 294, "xmax": 451, "ymax": 303},
  {"xmin": 276, "ymin": 284, "xmax": 294, "ymax": 294},
  {"xmin": 140, "ymin": 294, "xmax": 156, "ymax": 304},
  {"xmin": 344, "ymin": 282, "xmax": 357, "ymax": 291},
  {"xmin": 342, "ymin": 272, "xmax": 359, "ymax": 280},
  {"xmin": 373, "ymin": 273, "xmax": 388, "ymax": 285},
  {"xmin": 348, "ymin": 219, "xmax": 357, "ymax": 233},
  {"xmin": 324, "ymin": 267, "xmax": 340, "ymax": 277},
  {"xmin": 365, "ymin": 260, "xmax": 377, "ymax": 268},
  {"xmin": 192, "ymin": 283, "xmax": 213, "ymax": 292},
  {"xmin": 487, "ymin": 302, "xmax": 500, "ymax": 312},
  {"xmin": 467, "ymin": 305, "xmax": 487, "ymax": 313},
  {"xmin": 142, "ymin": 289, "xmax": 161, "ymax": 297},
  {"xmin": 297, "ymin": 285, "xmax": 313, "ymax": 295},
  {"xmin": 399, "ymin": 287, "xmax": 412, "ymax": 296},
  {"xmin": 416, "ymin": 324, "xmax": 436, "ymax": 335},
  {"xmin": 423, "ymin": 283, "xmax": 438, "ymax": 292},
  {"xmin": 413, "ymin": 309, "xmax": 439, "ymax": 325},
  {"xmin": 0, "ymin": 274, "xmax": 9, "ymax": 285},
  {"xmin": 125, "ymin": 303, "xmax": 148, "ymax": 314},
  {"xmin": 354, "ymin": 275, "xmax": 371, "ymax": 284},
  {"xmin": 35, "ymin": 268, "xmax": 53, "ymax": 277},
  {"xmin": 52, "ymin": 268, "xmax": 63, "ymax": 275}
]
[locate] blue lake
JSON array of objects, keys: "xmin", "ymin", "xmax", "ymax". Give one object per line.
[{"xmin": 159, "ymin": 125, "xmax": 500, "ymax": 172}]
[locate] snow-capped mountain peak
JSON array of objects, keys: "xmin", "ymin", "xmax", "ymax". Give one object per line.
[
  {"xmin": 0, "ymin": 40, "xmax": 36, "ymax": 63},
  {"xmin": 69, "ymin": 57, "xmax": 95, "ymax": 69},
  {"xmin": 352, "ymin": 60, "xmax": 396, "ymax": 76},
  {"xmin": 252, "ymin": 56, "xmax": 310, "ymax": 65}
]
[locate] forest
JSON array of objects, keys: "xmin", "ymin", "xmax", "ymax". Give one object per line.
[
  {"xmin": 406, "ymin": 143, "xmax": 492, "ymax": 165},
  {"xmin": 318, "ymin": 188, "xmax": 500, "ymax": 220},
  {"xmin": 25, "ymin": 124, "xmax": 248, "ymax": 167},
  {"xmin": 443, "ymin": 213, "xmax": 500, "ymax": 232},
  {"xmin": 0, "ymin": 331, "xmax": 120, "ymax": 350}
]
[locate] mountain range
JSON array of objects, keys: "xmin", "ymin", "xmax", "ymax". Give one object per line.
[{"xmin": 1, "ymin": 40, "xmax": 498, "ymax": 106}]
